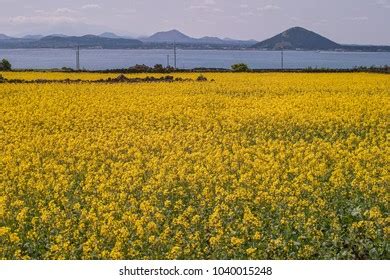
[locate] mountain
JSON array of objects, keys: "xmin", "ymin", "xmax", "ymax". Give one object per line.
[
  {"xmin": 142, "ymin": 29, "xmax": 257, "ymax": 46},
  {"xmin": 0, "ymin": 34, "xmax": 14, "ymax": 40},
  {"xmin": 253, "ymin": 27, "xmax": 341, "ymax": 50},
  {"xmin": 49, "ymin": 34, "xmax": 69, "ymax": 38},
  {"xmin": 224, "ymin": 38, "xmax": 258, "ymax": 45},
  {"xmin": 0, "ymin": 35, "xmax": 143, "ymax": 49},
  {"xmin": 198, "ymin": 36, "xmax": 226, "ymax": 44},
  {"xmin": 22, "ymin": 35, "xmax": 44, "ymax": 40},
  {"xmin": 99, "ymin": 32, "xmax": 122, "ymax": 39},
  {"xmin": 198, "ymin": 36, "xmax": 257, "ymax": 46},
  {"xmin": 144, "ymin": 29, "xmax": 195, "ymax": 43},
  {"xmin": 35, "ymin": 35, "xmax": 143, "ymax": 48},
  {"xmin": 0, "ymin": 28, "xmax": 388, "ymax": 51}
]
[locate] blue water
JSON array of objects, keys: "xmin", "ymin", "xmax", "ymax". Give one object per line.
[{"xmin": 1, "ymin": 49, "xmax": 389, "ymax": 70}]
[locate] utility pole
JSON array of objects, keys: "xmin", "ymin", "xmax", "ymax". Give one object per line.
[
  {"xmin": 173, "ymin": 41, "xmax": 177, "ymax": 69},
  {"xmin": 281, "ymin": 45, "xmax": 284, "ymax": 70},
  {"xmin": 167, "ymin": 55, "xmax": 170, "ymax": 67},
  {"xmin": 76, "ymin": 45, "xmax": 80, "ymax": 71}
]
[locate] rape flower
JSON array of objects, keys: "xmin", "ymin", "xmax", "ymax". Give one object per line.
[{"xmin": 0, "ymin": 72, "xmax": 388, "ymax": 260}]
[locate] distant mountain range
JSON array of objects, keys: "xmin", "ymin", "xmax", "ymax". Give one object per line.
[
  {"xmin": 32, "ymin": 35, "xmax": 142, "ymax": 49},
  {"xmin": 22, "ymin": 35, "xmax": 44, "ymax": 40},
  {"xmin": 0, "ymin": 27, "xmax": 389, "ymax": 51},
  {"xmin": 0, "ymin": 34, "xmax": 13, "ymax": 40},
  {"xmin": 139, "ymin": 29, "xmax": 256, "ymax": 46}
]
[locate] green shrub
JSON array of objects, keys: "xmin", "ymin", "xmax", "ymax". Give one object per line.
[
  {"xmin": 0, "ymin": 59, "xmax": 12, "ymax": 71},
  {"xmin": 231, "ymin": 63, "xmax": 250, "ymax": 72}
]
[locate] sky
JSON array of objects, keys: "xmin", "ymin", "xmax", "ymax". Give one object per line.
[{"xmin": 0, "ymin": 0, "xmax": 389, "ymax": 44}]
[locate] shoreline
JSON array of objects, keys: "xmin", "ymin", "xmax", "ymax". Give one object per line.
[
  {"xmin": 2, "ymin": 67, "xmax": 389, "ymax": 74},
  {"xmin": 1, "ymin": 47, "xmax": 390, "ymax": 53}
]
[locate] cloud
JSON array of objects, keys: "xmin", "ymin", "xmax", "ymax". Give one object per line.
[
  {"xmin": 240, "ymin": 11, "xmax": 254, "ymax": 16},
  {"xmin": 9, "ymin": 15, "xmax": 81, "ymax": 24},
  {"xmin": 55, "ymin": 8, "xmax": 77, "ymax": 14},
  {"xmin": 189, "ymin": 5, "xmax": 208, "ymax": 9},
  {"xmin": 112, "ymin": 8, "xmax": 136, "ymax": 14},
  {"xmin": 81, "ymin": 4, "xmax": 101, "ymax": 9},
  {"xmin": 376, "ymin": 0, "xmax": 390, "ymax": 8},
  {"xmin": 188, "ymin": 0, "xmax": 216, "ymax": 10},
  {"xmin": 344, "ymin": 16, "xmax": 369, "ymax": 21},
  {"xmin": 197, "ymin": 18, "xmax": 216, "ymax": 24},
  {"xmin": 230, "ymin": 15, "xmax": 248, "ymax": 24},
  {"xmin": 113, "ymin": 10, "xmax": 137, "ymax": 18},
  {"xmin": 258, "ymin": 5, "xmax": 281, "ymax": 11},
  {"xmin": 12, "ymin": 7, "xmax": 81, "ymax": 24},
  {"xmin": 290, "ymin": 17, "xmax": 301, "ymax": 22}
]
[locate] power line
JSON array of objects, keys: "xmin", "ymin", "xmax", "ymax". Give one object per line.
[
  {"xmin": 173, "ymin": 41, "xmax": 177, "ymax": 69},
  {"xmin": 76, "ymin": 45, "xmax": 80, "ymax": 71}
]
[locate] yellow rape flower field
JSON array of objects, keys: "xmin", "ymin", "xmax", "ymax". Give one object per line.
[{"xmin": 0, "ymin": 72, "xmax": 389, "ymax": 260}]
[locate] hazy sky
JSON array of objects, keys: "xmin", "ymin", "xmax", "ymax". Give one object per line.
[{"xmin": 0, "ymin": 0, "xmax": 389, "ymax": 44}]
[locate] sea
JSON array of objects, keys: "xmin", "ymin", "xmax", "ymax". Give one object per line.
[{"xmin": 1, "ymin": 48, "xmax": 390, "ymax": 70}]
